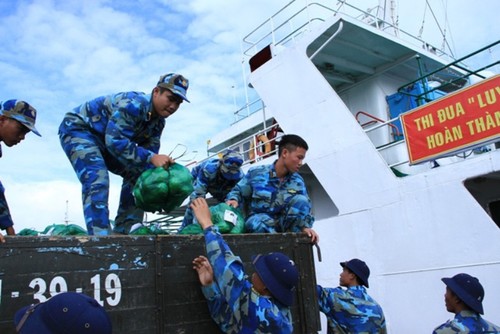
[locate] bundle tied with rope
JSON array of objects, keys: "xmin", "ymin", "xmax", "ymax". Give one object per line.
[{"xmin": 133, "ymin": 163, "xmax": 194, "ymax": 213}]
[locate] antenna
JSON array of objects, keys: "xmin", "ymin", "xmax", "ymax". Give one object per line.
[{"xmin": 64, "ymin": 200, "xmax": 72, "ymax": 225}]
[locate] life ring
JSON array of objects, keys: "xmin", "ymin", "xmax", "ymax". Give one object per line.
[
  {"xmin": 266, "ymin": 120, "xmax": 283, "ymax": 152},
  {"xmin": 249, "ymin": 134, "xmax": 271, "ymax": 162}
]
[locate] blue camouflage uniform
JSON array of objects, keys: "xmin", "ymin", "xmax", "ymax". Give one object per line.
[
  {"xmin": 316, "ymin": 285, "xmax": 387, "ymax": 334},
  {"xmin": 433, "ymin": 310, "xmax": 500, "ymax": 333},
  {"xmin": 0, "ymin": 146, "xmax": 13, "ymax": 231},
  {"xmin": 58, "ymin": 92, "xmax": 163, "ymax": 234},
  {"xmin": 0, "ymin": 100, "xmax": 40, "ymax": 233},
  {"xmin": 0, "ymin": 182, "xmax": 13, "ymax": 231},
  {"xmin": 201, "ymin": 225, "xmax": 294, "ymax": 333},
  {"xmin": 181, "ymin": 159, "xmax": 242, "ymax": 228},
  {"xmin": 225, "ymin": 161, "xmax": 314, "ymax": 233}
]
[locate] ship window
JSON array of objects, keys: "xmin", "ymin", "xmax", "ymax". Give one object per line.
[
  {"xmin": 300, "ymin": 164, "xmax": 339, "ymax": 219},
  {"xmin": 464, "ymin": 171, "xmax": 500, "ymax": 229},
  {"xmin": 488, "ymin": 200, "xmax": 500, "ymax": 228},
  {"xmin": 249, "ymin": 44, "xmax": 272, "ymax": 72}
]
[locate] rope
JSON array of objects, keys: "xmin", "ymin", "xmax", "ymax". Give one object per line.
[
  {"xmin": 418, "ymin": 1, "xmax": 427, "ymax": 39},
  {"xmin": 425, "ymin": 0, "xmax": 454, "ymax": 57}
]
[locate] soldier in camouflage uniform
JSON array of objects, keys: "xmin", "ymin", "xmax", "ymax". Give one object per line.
[
  {"xmin": 58, "ymin": 73, "xmax": 189, "ymax": 235},
  {"xmin": 180, "ymin": 150, "xmax": 243, "ymax": 230},
  {"xmin": 317, "ymin": 258, "xmax": 387, "ymax": 334},
  {"xmin": 191, "ymin": 198, "xmax": 299, "ymax": 333},
  {"xmin": 0, "ymin": 100, "xmax": 41, "ymax": 238},
  {"xmin": 433, "ymin": 273, "xmax": 500, "ymax": 333},
  {"xmin": 225, "ymin": 134, "xmax": 318, "ymax": 243}
]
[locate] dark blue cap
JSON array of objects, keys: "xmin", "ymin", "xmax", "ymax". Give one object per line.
[
  {"xmin": 14, "ymin": 292, "xmax": 112, "ymax": 334},
  {"xmin": 442, "ymin": 273, "xmax": 484, "ymax": 314},
  {"xmin": 341, "ymin": 258, "xmax": 370, "ymax": 287},
  {"xmin": 253, "ymin": 252, "xmax": 299, "ymax": 306}
]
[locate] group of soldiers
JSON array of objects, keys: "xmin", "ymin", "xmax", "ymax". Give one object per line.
[{"xmin": 2, "ymin": 72, "xmax": 499, "ymax": 333}]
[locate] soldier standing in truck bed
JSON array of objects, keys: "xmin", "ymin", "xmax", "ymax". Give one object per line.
[
  {"xmin": 58, "ymin": 73, "xmax": 189, "ymax": 235},
  {"xmin": 0, "ymin": 100, "xmax": 41, "ymax": 239}
]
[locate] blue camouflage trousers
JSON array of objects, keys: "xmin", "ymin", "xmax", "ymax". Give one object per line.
[
  {"xmin": 0, "ymin": 181, "xmax": 13, "ymax": 230},
  {"xmin": 59, "ymin": 129, "xmax": 144, "ymax": 235},
  {"xmin": 245, "ymin": 194, "xmax": 312, "ymax": 233},
  {"xmin": 181, "ymin": 205, "xmax": 197, "ymax": 229}
]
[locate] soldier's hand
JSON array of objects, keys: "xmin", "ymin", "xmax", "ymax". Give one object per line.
[
  {"xmin": 303, "ymin": 227, "xmax": 319, "ymax": 244},
  {"xmin": 226, "ymin": 200, "xmax": 239, "ymax": 208},
  {"xmin": 191, "ymin": 198, "xmax": 213, "ymax": 229},
  {"xmin": 6, "ymin": 226, "xmax": 15, "ymax": 236},
  {"xmin": 193, "ymin": 255, "xmax": 214, "ymax": 286},
  {"xmin": 150, "ymin": 154, "xmax": 174, "ymax": 169}
]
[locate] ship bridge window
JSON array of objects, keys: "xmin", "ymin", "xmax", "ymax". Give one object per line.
[
  {"xmin": 464, "ymin": 171, "xmax": 500, "ymax": 229},
  {"xmin": 300, "ymin": 164, "xmax": 339, "ymax": 220}
]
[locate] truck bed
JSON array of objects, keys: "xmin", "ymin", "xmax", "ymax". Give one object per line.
[{"xmin": 0, "ymin": 233, "xmax": 320, "ymax": 333}]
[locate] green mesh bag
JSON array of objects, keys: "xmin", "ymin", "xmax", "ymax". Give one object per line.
[
  {"xmin": 129, "ymin": 225, "xmax": 153, "ymax": 235},
  {"xmin": 177, "ymin": 223, "xmax": 203, "ymax": 235},
  {"xmin": 41, "ymin": 224, "xmax": 88, "ymax": 236},
  {"xmin": 178, "ymin": 203, "xmax": 245, "ymax": 235},
  {"xmin": 133, "ymin": 164, "xmax": 194, "ymax": 213},
  {"xmin": 129, "ymin": 223, "xmax": 171, "ymax": 235},
  {"xmin": 17, "ymin": 228, "xmax": 39, "ymax": 236},
  {"xmin": 210, "ymin": 203, "xmax": 245, "ymax": 234}
]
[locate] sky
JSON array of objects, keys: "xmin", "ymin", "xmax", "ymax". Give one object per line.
[{"xmin": 0, "ymin": 0, "xmax": 498, "ymax": 234}]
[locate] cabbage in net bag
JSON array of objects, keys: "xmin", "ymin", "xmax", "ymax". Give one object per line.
[
  {"xmin": 178, "ymin": 202, "xmax": 245, "ymax": 234},
  {"xmin": 133, "ymin": 163, "xmax": 193, "ymax": 213}
]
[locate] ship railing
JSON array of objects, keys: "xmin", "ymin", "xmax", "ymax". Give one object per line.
[
  {"xmin": 232, "ymin": 123, "xmax": 280, "ymax": 166},
  {"xmin": 142, "ymin": 214, "xmax": 183, "ymax": 233},
  {"xmin": 329, "ymin": 1, "xmax": 453, "ymax": 59},
  {"xmin": 397, "ymin": 40, "xmax": 500, "ymax": 104},
  {"xmin": 207, "ymin": 123, "xmax": 281, "ymax": 167},
  {"xmin": 356, "ymin": 111, "xmax": 403, "ymax": 142},
  {"xmin": 242, "ymin": 1, "xmax": 332, "ymax": 58},
  {"xmin": 235, "ymin": 0, "xmax": 460, "ymax": 125},
  {"xmin": 232, "ymin": 97, "xmax": 265, "ymax": 124},
  {"xmin": 242, "ymin": 1, "xmax": 454, "ymax": 61},
  {"xmin": 356, "ymin": 111, "xmax": 411, "ymax": 168}
]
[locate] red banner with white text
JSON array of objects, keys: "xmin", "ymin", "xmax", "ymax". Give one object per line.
[{"xmin": 401, "ymin": 74, "xmax": 500, "ymax": 164}]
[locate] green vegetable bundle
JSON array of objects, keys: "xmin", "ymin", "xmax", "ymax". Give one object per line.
[
  {"xmin": 133, "ymin": 164, "xmax": 193, "ymax": 213},
  {"xmin": 178, "ymin": 202, "xmax": 245, "ymax": 235}
]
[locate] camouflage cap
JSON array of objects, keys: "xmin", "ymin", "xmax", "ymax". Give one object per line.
[
  {"xmin": 0, "ymin": 99, "xmax": 41, "ymax": 136},
  {"xmin": 157, "ymin": 73, "xmax": 190, "ymax": 102},
  {"xmin": 220, "ymin": 150, "xmax": 243, "ymax": 181}
]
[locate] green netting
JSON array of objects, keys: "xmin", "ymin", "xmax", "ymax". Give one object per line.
[
  {"xmin": 17, "ymin": 228, "xmax": 39, "ymax": 236},
  {"xmin": 177, "ymin": 223, "xmax": 203, "ymax": 235},
  {"xmin": 133, "ymin": 164, "xmax": 194, "ymax": 213},
  {"xmin": 129, "ymin": 224, "xmax": 171, "ymax": 235},
  {"xmin": 40, "ymin": 224, "xmax": 88, "ymax": 236},
  {"xmin": 178, "ymin": 203, "xmax": 245, "ymax": 235},
  {"xmin": 211, "ymin": 203, "xmax": 245, "ymax": 234}
]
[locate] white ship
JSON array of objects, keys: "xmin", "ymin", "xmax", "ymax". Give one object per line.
[{"xmin": 203, "ymin": 1, "xmax": 500, "ymax": 332}]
